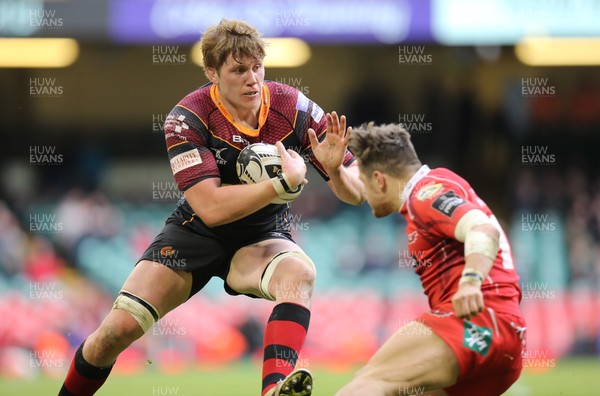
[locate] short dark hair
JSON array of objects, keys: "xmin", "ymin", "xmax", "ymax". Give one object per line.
[{"xmin": 348, "ymin": 123, "xmax": 421, "ymax": 177}]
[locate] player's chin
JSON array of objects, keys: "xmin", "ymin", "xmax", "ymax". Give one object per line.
[{"xmin": 372, "ymin": 203, "xmax": 395, "ymax": 218}]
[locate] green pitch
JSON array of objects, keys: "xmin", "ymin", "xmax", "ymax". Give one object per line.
[{"xmin": 2, "ymin": 359, "xmax": 599, "ymax": 395}]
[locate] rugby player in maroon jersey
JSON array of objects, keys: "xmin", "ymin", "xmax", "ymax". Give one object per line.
[
  {"xmin": 336, "ymin": 123, "xmax": 526, "ymax": 396},
  {"xmin": 58, "ymin": 19, "xmax": 364, "ymax": 396}
]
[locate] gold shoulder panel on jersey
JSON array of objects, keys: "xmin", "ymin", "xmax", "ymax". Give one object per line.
[{"xmin": 416, "ymin": 183, "xmax": 444, "ymax": 201}]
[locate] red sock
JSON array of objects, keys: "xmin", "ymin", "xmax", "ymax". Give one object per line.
[
  {"xmin": 58, "ymin": 342, "xmax": 114, "ymax": 396},
  {"xmin": 261, "ymin": 303, "xmax": 310, "ymax": 396}
]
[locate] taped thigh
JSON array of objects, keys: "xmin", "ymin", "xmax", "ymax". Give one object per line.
[
  {"xmin": 259, "ymin": 250, "xmax": 316, "ymax": 301},
  {"xmin": 112, "ymin": 290, "xmax": 160, "ymax": 332}
]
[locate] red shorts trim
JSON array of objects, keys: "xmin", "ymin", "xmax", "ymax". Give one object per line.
[{"xmin": 418, "ymin": 302, "xmax": 526, "ymax": 396}]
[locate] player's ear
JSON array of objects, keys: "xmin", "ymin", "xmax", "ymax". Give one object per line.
[
  {"xmin": 373, "ymin": 170, "xmax": 387, "ymax": 191},
  {"xmin": 205, "ymin": 67, "xmax": 218, "ymax": 84}
]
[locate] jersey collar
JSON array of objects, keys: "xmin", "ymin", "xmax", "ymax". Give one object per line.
[
  {"xmin": 400, "ymin": 164, "xmax": 431, "ymax": 207},
  {"xmin": 210, "ymin": 83, "xmax": 270, "ymax": 137}
]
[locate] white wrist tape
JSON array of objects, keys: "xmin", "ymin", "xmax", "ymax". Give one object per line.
[
  {"xmin": 464, "ymin": 230, "xmax": 499, "ymax": 261},
  {"xmin": 459, "ymin": 268, "xmax": 485, "ymax": 287},
  {"xmin": 271, "ymin": 173, "xmax": 293, "ymax": 196}
]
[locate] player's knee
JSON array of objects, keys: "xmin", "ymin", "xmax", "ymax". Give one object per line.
[
  {"xmin": 93, "ymin": 290, "xmax": 160, "ymax": 358},
  {"xmin": 260, "ymin": 251, "xmax": 316, "ymax": 301},
  {"xmin": 280, "ymin": 257, "xmax": 315, "ymax": 286},
  {"xmin": 113, "ymin": 290, "xmax": 160, "ymax": 330},
  {"xmin": 270, "ymin": 259, "xmax": 315, "ymax": 302}
]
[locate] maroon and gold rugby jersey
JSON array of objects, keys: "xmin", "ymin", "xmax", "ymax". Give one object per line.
[
  {"xmin": 400, "ymin": 165, "xmax": 522, "ymax": 317},
  {"xmin": 162, "ymin": 81, "xmax": 355, "ymax": 239}
]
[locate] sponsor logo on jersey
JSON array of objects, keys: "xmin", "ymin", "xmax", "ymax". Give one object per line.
[
  {"xmin": 416, "ymin": 183, "xmax": 443, "ymax": 201},
  {"xmin": 210, "ymin": 147, "xmax": 228, "ymax": 165},
  {"xmin": 170, "ymin": 149, "xmax": 202, "ymax": 174},
  {"xmin": 232, "ymin": 135, "xmax": 250, "ymax": 145},
  {"xmin": 463, "ymin": 321, "xmax": 493, "ymax": 356},
  {"xmin": 164, "ymin": 132, "xmax": 187, "ymax": 141},
  {"xmin": 407, "ymin": 231, "xmax": 418, "ymax": 244},
  {"xmin": 160, "ymin": 246, "xmax": 177, "ymax": 257},
  {"xmin": 173, "ymin": 114, "xmax": 189, "ymax": 133},
  {"xmin": 431, "ymin": 191, "xmax": 465, "ymax": 217},
  {"xmin": 310, "ymin": 103, "xmax": 324, "ymax": 123},
  {"xmin": 296, "ymin": 91, "xmax": 310, "ymax": 112}
]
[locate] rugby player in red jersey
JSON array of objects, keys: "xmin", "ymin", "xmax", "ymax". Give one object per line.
[
  {"xmin": 58, "ymin": 19, "xmax": 363, "ymax": 396},
  {"xmin": 336, "ymin": 123, "xmax": 526, "ymax": 396}
]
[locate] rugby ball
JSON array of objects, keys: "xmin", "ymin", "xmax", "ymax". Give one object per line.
[{"xmin": 236, "ymin": 143, "xmax": 303, "ymax": 204}]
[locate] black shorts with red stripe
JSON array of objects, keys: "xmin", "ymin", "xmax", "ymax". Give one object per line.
[{"xmin": 138, "ymin": 211, "xmax": 293, "ymax": 298}]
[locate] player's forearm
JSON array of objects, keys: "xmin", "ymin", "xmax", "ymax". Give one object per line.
[
  {"xmin": 185, "ymin": 180, "xmax": 279, "ymax": 227},
  {"xmin": 461, "ymin": 224, "xmax": 499, "ymax": 284},
  {"xmin": 326, "ymin": 164, "xmax": 365, "ymax": 205},
  {"xmin": 463, "ymin": 254, "xmax": 494, "ymax": 281}
]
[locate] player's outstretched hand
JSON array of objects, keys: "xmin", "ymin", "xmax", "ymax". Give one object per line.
[
  {"xmin": 308, "ymin": 111, "xmax": 351, "ymax": 173},
  {"xmin": 452, "ymin": 283, "xmax": 484, "ymax": 320},
  {"xmin": 275, "ymin": 141, "xmax": 308, "ymax": 189}
]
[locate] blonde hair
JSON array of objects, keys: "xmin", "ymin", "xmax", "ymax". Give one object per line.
[
  {"xmin": 200, "ymin": 19, "xmax": 266, "ymax": 71},
  {"xmin": 348, "ymin": 123, "xmax": 421, "ymax": 177}
]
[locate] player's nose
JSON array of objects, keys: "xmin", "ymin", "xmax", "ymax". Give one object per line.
[{"xmin": 247, "ymin": 70, "xmax": 259, "ymax": 84}]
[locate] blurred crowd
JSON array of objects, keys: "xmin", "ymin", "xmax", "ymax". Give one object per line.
[
  {"xmin": 1, "ymin": 69, "xmax": 600, "ymax": 377},
  {"xmin": 1, "ymin": 168, "xmax": 599, "ymax": 294}
]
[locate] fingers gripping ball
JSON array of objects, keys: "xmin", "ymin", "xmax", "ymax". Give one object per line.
[{"xmin": 236, "ymin": 143, "xmax": 303, "ymax": 204}]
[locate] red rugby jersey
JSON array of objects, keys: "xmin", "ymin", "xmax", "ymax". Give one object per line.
[{"xmin": 400, "ymin": 165, "xmax": 522, "ymax": 317}]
